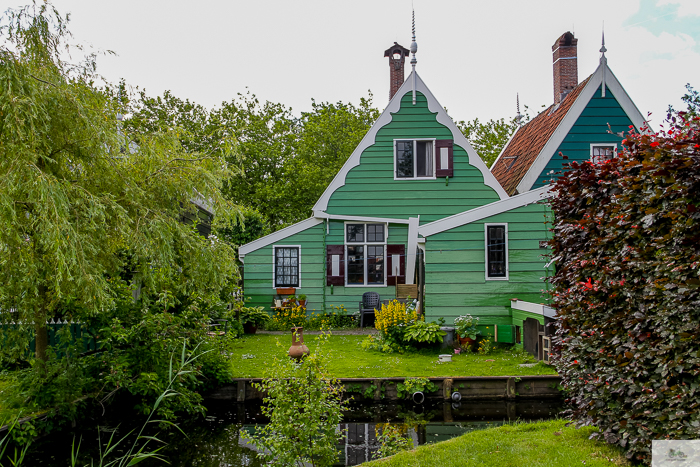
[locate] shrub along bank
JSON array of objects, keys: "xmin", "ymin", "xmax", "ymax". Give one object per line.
[{"xmin": 549, "ymin": 107, "xmax": 700, "ymax": 463}]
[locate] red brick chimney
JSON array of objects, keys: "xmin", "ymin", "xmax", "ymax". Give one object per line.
[
  {"xmin": 552, "ymin": 32, "xmax": 578, "ymax": 105},
  {"xmin": 384, "ymin": 42, "xmax": 410, "ymax": 101}
]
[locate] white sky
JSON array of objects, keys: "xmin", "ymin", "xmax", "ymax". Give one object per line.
[{"xmin": 8, "ymin": 0, "xmax": 700, "ymax": 126}]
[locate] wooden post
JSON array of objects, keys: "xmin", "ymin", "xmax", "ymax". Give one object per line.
[
  {"xmin": 373, "ymin": 379, "xmax": 382, "ymax": 401},
  {"xmin": 237, "ymin": 380, "xmax": 246, "ymax": 402},
  {"xmin": 443, "ymin": 378, "xmax": 453, "ymax": 400}
]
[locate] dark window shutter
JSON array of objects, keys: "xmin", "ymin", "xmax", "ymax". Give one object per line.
[
  {"xmin": 326, "ymin": 245, "xmax": 344, "ymax": 286},
  {"xmin": 435, "ymin": 139, "xmax": 454, "ymax": 177},
  {"xmin": 386, "ymin": 244, "xmax": 405, "ymax": 286}
]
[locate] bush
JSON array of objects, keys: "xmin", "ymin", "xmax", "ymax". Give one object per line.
[
  {"xmin": 364, "ymin": 300, "xmax": 443, "ymax": 353},
  {"xmin": 246, "ymin": 334, "xmax": 345, "ymax": 466},
  {"xmin": 266, "ymin": 305, "xmax": 307, "ymax": 330},
  {"xmin": 307, "ymin": 305, "xmax": 358, "ymax": 330},
  {"xmin": 548, "ymin": 110, "xmax": 700, "ymax": 464}
]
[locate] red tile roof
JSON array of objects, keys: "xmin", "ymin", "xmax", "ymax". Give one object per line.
[{"xmin": 491, "ymin": 76, "xmax": 591, "ymax": 195}]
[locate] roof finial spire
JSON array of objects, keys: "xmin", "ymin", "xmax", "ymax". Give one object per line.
[
  {"xmin": 516, "ymin": 93, "xmax": 522, "ymax": 127},
  {"xmin": 600, "ymin": 23, "xmax": 607, "ymax": 97},
  {"xmin": 411, "ymin": 8, "xmax": 418, "ymax": 105}
]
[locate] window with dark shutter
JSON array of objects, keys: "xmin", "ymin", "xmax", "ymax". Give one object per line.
[
  {"xmin": 326, "ymin": 245, "xmax": 344, "ymax": 286},
  {"xmin": 435, "ymin": 139, "xmax": 453, "ymax": 177},
  {"xmin": 486, "ymin": 224, "xmax": 508, "ymax": 279},
  {"xmin": 386, "ymin": 244, "xmax": 405, "ymax": 285}
]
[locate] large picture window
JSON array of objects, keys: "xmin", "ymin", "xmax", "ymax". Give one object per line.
[
  {"xmin": 395, "ymin": 139, "xmax": 435, "ymax": 179},
  {"xmin": 485, "ymin": 224, "xmax": 508, "ymax": 280},
  {"xmin": 345, "ymin": 223, "xmax": 386, "ymax": 286},
  {"xmin": 274, "ymin": 246, "xmax": 300, "ymax": 288}
]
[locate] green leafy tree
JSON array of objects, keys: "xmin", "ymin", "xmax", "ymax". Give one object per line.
[
  {"xmin": 456, "ymin": 117, "xmax": 517, "ymax": 167},
  {"xmin": 455, "ymin": 104, "xmax": 542, "ymax": 167},
  {"xmin": 284, "ymin": 96, "xmax": 379, "ymax": 217},
  {"xmin": 246, "ymin": 335, "xmax": 345, "ymax": 467},
  {"xmin": 0, "ymin": 2, "xmax": 239, "ymax": 369},
  {"xmin": 667, "ymin": 83, "xmax": 699, "ymax": 118},
  {"xmin": 213, "ymin": 91, "xmax": 299, "ymax": 229},
  {"xmin": 548, "ymin": 107, "xmax": 700, "ymax": 463}
]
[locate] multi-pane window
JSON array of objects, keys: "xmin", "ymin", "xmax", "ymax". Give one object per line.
[
  {"xmin": 274, "ymin": 246, "xmax": 299, "ymax": 287},
  {"xmin": 486, "ymin": 224, "xmax": 508, "ymax": 279},
  {"xmin": 345, "ymin": 223, "xmax": 385, "ymax": 286},
  {"xmin": 395, "ymin": 140, "xmax": 434, "ymax": 179},
  {"xmin": 591, "ymin": 144, "xmax": 616, "ymax": 164}
]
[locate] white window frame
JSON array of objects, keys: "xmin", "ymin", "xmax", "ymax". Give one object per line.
[
  {"xmin": 590, "ymin": 143, "xmax": 617, "ymax": 164},
  {"xmin": 393, "ymin": 138, "xmax": 437, "ymax": 180},
  {"xmin": 272, "ymin": 245, "xmax": 302, "ymax": 289},
  {"xmin": 344, "ymin": 222, "xmax": 387, "ymax": 287},
  {"xmin": 484, "ymin": 223, "xmax": 509, "ymax": 281}
]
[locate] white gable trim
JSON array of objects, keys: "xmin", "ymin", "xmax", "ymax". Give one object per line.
[
  {"xmin": 490, "ymin": 126, "xmax": 521, "ymax": 174},
  {"xmin": 418, "ymin": 186, "xmax": 551, "ymax": 237},
  {"xmin": 314, "ymin": 213, "xmax": 411, "ymax": 225},
  {"xmin": 312, "ymin": 71, "xmax": 507, "ymax": 216},
  {"xmin": 238, "ymin": 217, "xmax": 323, "ymax": 261},
  {"xmin": 511, "ymin": 299, "xmax": 557, "ymax": 319},
  {"xmin": 515, "ymin": 62, "xmax": 649, "ymax": 194}
]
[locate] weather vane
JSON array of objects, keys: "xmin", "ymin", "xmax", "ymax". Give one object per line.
[{"xmin": 411, "ymin": 9, "xmax": 418, "ymax": 105}]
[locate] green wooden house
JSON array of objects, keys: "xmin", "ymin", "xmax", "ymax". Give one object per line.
[{"xmin": 239, "ymin": 32, "xmax": 647, "ymax": 357}]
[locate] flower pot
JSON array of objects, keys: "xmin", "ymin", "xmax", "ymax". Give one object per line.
[
  {"xmin": 454, "ymin": 348, "xmax": 461, "ymax": 355},
  {"xmin": 243, "ymin": 322, "xmax": 258, "ymax": 335},
  {"xmin": 298, "ymin": 300, "xmax": 307, "ymax": 308},
  {"xmin": 459, "ymin": 336, "xmax": 476, "ymax": 351},
  {"xmin": 288, "ymin": 327, "xmax": 310, "ymax": 360}
]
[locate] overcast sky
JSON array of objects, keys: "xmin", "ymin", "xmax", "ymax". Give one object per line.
[{"xmin": 9, "ymin": 0, "xmax": 700, "ymax": 126}]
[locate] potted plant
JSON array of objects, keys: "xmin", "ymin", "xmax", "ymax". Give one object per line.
[
  {"xmin": 454, "ymin": 314, "xmax": 480, "ymax": 350},
  {"xmin": 298, "ymin": 294, "xmax": 307, "ymax": 308},
  {"xmin": 283, "ymin": 295, "xmax": 298, "ymax": 308},
  {"xmin": 240, "ymin": 306, "xmax": 270, "ymax": 334}
]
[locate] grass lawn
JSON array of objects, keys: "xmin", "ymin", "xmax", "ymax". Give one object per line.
[
  {"xmin": 362, "ymin": 419, "xmax": 633, "ymax": 466},
  {"xmin": 228, "ymin": 333, "xmax": 557, "ymax": 378}
]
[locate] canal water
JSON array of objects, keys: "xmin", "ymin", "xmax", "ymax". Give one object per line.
[{"xmin": 24, "ymin": 398, "xmax": 562, "ymax": 466}]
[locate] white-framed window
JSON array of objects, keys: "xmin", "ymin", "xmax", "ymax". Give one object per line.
[
  {"xmin": 485, "ymin": 223, "xmax": 508, "ymax": 280},
  {"xmin": 394, "ymin": 139, "xmax": 436, "ymax": 180},
  {"xmin": 345, "ymin": 222, "xmax": 387, "ymax": 286},
  {"xmin": 590, "ymin": 144, "xmax": 617, "ymax": 164},
  {"xmin": 272, "ymin": 245, "xmax": 301, "ymax": 288}
]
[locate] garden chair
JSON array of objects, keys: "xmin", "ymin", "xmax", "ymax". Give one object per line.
[{"xmin": 359, "ymin": 292, "xmax": 380, "ymax": 328}]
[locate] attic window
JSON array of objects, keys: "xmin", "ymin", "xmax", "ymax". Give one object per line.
[
  {"xmin": 591, "ymin": 144, "xmax": 617, "ymax": 164},
  {"xmin": 395, "ymin": 139, "xmax": 435, "ymax": 179}
]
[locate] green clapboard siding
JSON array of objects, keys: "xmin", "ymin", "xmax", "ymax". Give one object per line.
[
  {"xmin": 243, "ymin": 220, "xmax": 408, "ymax": 315},
  {"xmin": 325, "ymin": 92, "xmax": 500, "ymax": 224},
  {"xmin": 533, "ymin": 86, "xmax": 635, "ymax": 188},
  {"xmin": 243, "ymin": 223, "xmax": 326, "ymax": 313},
  {"xmin": 423, "ymin": 204, "xmax": 553, "ymax": 328}
]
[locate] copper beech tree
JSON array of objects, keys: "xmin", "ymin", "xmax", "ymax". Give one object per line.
[
  {"xmin": 0, "ymin": 4, "xmax": 240, "ymax": 363},
  {"xmin": 549, "ymin": 101, "xmax": 700, "ymax": 464}
]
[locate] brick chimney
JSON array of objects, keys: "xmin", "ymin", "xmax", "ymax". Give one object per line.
[
  {"xmin": 384, "ymin": 42, "xmax": 410, "ymax": 101},
  {"xmin": 552, "ymin": 32, "xmax": 578, "ymax": 105}
]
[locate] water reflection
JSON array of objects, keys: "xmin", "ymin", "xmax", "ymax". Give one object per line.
[{"xmin": 23, "ymin": 399, "xmax": 561, "ymax": 466}]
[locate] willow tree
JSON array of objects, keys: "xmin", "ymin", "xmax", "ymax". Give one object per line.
[{"xmin": 0, "ymin": 3, "xmax": 240, "ymax": 362}]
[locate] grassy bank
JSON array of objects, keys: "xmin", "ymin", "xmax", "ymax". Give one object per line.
[
  {"xmin": 363, "ymin": 419, "xmax": 633, "ymax": 467},
  {"xmin": 229, "ymin": 333, "xmax": 557, "ymax": 378}
]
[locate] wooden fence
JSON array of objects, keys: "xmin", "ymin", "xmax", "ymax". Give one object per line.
[{"xmin": 1, "ymin": 320, "xmax": 100, "ymax": 355}]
